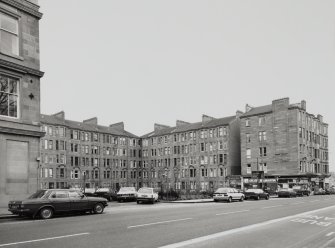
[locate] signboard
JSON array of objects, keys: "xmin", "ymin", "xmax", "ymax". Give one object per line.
[{"xmin": 243, "ymin": 178, "xmax": 277, "ymax": 183}]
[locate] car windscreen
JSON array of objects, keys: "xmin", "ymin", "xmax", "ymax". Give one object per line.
[
  {"xmin": 28, "ymin": 190, "xmax": 48, "ymax": 199},
  {"xmin": 138, "ymin": 188, "xmax": 152, "ymax": 194}
]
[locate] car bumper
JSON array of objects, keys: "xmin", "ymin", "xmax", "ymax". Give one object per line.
[
  {"xmin": 137, "ymin": 197, "xmax": 155, "ymax": 202},
  {"xmin": 116, "ymin": 196, "xmax": 136, "ymax": 201},
  {"xmin": 8, "ymin": 208, "xmax": 33, "ymax": 215},
  {"xmin": 213, "ymin": 196, "xmax": 229, "ymax": 201}
]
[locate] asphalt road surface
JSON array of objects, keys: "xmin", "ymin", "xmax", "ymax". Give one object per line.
[{"xmin": 0, "ymin": 195, "xmax": 335, "ymax": 248}]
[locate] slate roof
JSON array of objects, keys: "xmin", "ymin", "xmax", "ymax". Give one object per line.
[
  {"xmin": 40, "ymin": 114, "xmax": 138, "ymax": 138},
  {"xmin": 240, "ymin": 104, "xmax": 272, "ymax": 118},
  {"xmin": 141, "ymin": 116, "xmax": 236, "ymax": 138}
]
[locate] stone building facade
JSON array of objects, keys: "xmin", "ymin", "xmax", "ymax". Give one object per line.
[
  {"xmin": 39, "ymin": 112, "xmax": 141, "ymax": 191},
  {"xmin": 141, "ymin": 113, "xmax": 241, "ymax": 193},
  {"xmin": 240, "ymin": 98, "xmax": 329, "ymax": 190},
  {"xmin": 0, "ymin": 0, "xmax": 43, "ymax": 206}
]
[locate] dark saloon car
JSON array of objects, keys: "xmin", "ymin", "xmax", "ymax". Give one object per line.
[
  {"xmin": 244, "ymin": 189, "xmax": 270, "ymax": 200},
  {"xmin": 8, "ymin": 189, "xmax": 108, "ymax": 219},
  {"xmin": 292, "ymin": 186, "xmax": 310, "ymax": 197},
  {"xmin": 278, "ymin": 188, "xmax": 297, "ymax": 198},
  {"xmin": 116, "ymin": 187, "xmax": 137, "ymax": 202}
]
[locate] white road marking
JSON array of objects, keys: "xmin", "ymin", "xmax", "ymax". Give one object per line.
[
  {"xmin": 0, "ymin": 220, "xmax": 44, "ymax": 225},
  {"xmin": 309, "ymin": 200, "xmax": 320, "ymax": 202},
  {"xmin": 159, "ymin": 205, "xmax": 335, "ymax": 248},
  {"xmin": 216, "ymin": 210, "xmax": 249, "ymax": 216},
  {"xmin": 0, "ymin": 233, "xmax": 90, "ymax": 247},
  {"xmin": 326, "ymin": 232, "xmax": 335, "ymax": 237},
  {"xmin": 128, "ymin": 218, "xmax": 192, "ymax": 229},
  {"xmin": 262, "ymin": 205, "xmax": 283, "ymax": 209},
  {"xmin": 291, "ymin": 202, "xmax": 306, "ymax": 205}
]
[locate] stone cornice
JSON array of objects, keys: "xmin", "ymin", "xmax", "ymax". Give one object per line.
[
  {"xmin": 0, "ymin": 0, "xmax": 42, "ymax": 19},
  {"xmin": 0, "ymin": 59, "xmax": 44, "ymax": 77},
  {"xmin": 0, "ymin": 126, "xmax": 45, "ymax": 137}
]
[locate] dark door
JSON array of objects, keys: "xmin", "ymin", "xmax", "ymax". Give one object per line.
[
  {"xmin": 69, "ymin": 191, "xmax": 89, "ymax": 211},
  {"xmin": 49, "ymin": 191, "xmax": 71, "ymax": 212}
]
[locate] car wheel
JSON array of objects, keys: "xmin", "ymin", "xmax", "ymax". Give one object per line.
[
  {"xmin": 93, "ymin": 203, "xmax": 104, "ymax": 214},
  {"xmin": 137, "ymin": 201, "xmax": 140, "ymax": 204},
  {"xmin": 256, "ymin": 196, "xmax": 260, "ymax": 200},
  {"xmin": 240, "ymin": 196, "xmax": 244, "ymax": 202},
  {"xmin": 266, "ymin": 195, "xmax": 270, "ymax": 200},
  {"xmin": 227, "ymin": 197, "xmax": 232, "ymax": 203},
  {"xmin": 214, "ymin": 199, "xmax": 218, "ymax": 202},
  {"xmin": 40, "ymin": 207, "xmax": 54, "ymax": 219},
  {"xmin": 151, "ymin": 199, "xmax": 155, "ymax": 204}
]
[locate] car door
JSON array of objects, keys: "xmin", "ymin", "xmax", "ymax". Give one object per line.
[
  {"xmin": 69, "ymin": 191, "xmax": 89, "ymax": 211},
  {"xmin": 232, "ymin": 189, "xmax": 239, "ymax": 199},
  {"xmin": 49, "ymin": 191, "xmax": 71, "ymax": 213}
]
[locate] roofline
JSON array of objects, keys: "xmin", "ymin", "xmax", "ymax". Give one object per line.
[
  {"xmin": 40, "ymin": 114, "xmax": 139, "ymax": 138},
  {"xmin": 141, "ymin": 116, "xmax": 236, "ymax": 138}
]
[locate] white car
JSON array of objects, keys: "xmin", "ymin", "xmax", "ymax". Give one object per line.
[
  {"xmin": 136, "ymin": 187, "xmax": 159, "ymax": 204},
  {"xmin": 213, "ymin": 187, "xmax": 245, "ymax": 202}
]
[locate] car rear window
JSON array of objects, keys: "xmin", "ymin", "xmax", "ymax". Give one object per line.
[
  {"xmin": 138, "ymin": 188, "xmax": 153, "ymax": 194},
  {"xmin": 119, "ymin": 187, "xmax": 136, "ymax": 192},
  {"xmin": 215, "ymin": 188, "xmax": 230, "ymax": 193}
]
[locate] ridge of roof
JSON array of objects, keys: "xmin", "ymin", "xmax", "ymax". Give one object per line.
[
  {"xmin": 141, "ymin": 115, "xmax": 236, "ymax": 138},
  {"xmin": 40, "ymin": 114, "xmax": 138, "ymax": 138},
  {"xmin": 240, "ymin": 104, "xmax": 272, "ymax": 118}
]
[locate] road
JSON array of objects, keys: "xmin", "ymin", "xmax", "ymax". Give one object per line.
[{"xmin": 0, "ymin": 195, "xmax": 335, "ymax": 248}]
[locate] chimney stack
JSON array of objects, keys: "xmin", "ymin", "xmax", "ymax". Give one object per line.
[
  {"xmin": 110, "ymin": 122, "xmax": 124, "ymax": 130},
  {"xmin": 83, "ymin": 117, "xmax": 98, "ymax": 125}
]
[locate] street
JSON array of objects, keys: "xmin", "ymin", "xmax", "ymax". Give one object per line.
[{"xmin": 0, "ymin": 195, "xmax": 335, "ymax": 248}]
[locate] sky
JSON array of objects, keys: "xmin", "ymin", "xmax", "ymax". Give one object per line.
[{"xmin": 39, "ymin": 0, "xmax": 335, "ymax": 171}]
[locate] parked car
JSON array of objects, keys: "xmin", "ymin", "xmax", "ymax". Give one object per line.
[
  {"xmin": 136, "ymin": 187, "xmax": 159, "ymax": 204},
  {"xmin": 314, "ymin": 188, "xmax": 326, "ymax": 195},
  {"xmin": 213, "ymin": 187, "xmax": 245, "ymax": 203},
  {"xmin": 93, "ymin": 188, "xmax": 115, "ymax": 201},
  {"xmin": 244, "ymin": 189, "xmax": 269, "ymax": 200},
  {"xmin": 325, "ymin": 188, "xmax": 335, "ymax": 195},
  {"xmin": 278, "ymin": 188, "xmax": 297, "ymax": 198},
  {"xmin": 8, "ymin": 189, "xmax": 108, "ymax": 219},
  {"xmin": 116, "ymin": 187, "xmax": 137, "ymax": 202},
  {"xmin": 292, "ymin": 186, "xmax": 310, "ymax": 197}
]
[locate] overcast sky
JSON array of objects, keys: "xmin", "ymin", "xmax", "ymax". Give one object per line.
[{"xmin": 39, "ymin": 0, "xmax": 335, "ymax": 171}]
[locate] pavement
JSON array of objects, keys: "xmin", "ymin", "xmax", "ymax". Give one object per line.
[{"xmin": 1, "ymin": 195, "xmax": 334, "ymax": 248}]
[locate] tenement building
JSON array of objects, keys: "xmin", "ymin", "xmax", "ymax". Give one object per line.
[
  {"xmin": 0, "ymin": 0, "xmax": 44, "ymax": 206},
  {"xmin": 141, "ymin": 113, "xmax": 241, "ymax": 193},
  {"xmin": 39, "ymin": 112, "xmax": 141, "ymax": 191},
  {"xmin": 240, "ymin": 98, "xmax": 329, "ymax": 191}
]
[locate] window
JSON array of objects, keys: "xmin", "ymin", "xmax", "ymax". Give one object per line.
[
  {"xmin": 189, "ymin": 168, "xmax": 196, "ymax": 178},
  {"xmin": 245, "ymin": 119, "xmax": 250, "ymax": 127},
  {"xmin": 259, "ymin": 131, "xmax": 266, "ymax": 141},
  {"xmin": 0, "ymin": 12, "xmax": 19, "ymax": 56},
  {"xmin": 247, "ymin": 164, "xmax": 251, "ymax": 174},
  {"xmin": 0, "ymin": 74, "xmax": 18, "ymax": 117},
  {"xmin": 246, "ymin": 134, "xmax": 251, "ymax": 143},
  {"xmin": 259, "ymin": 147, "xmax": 267, "ymax": 157},
  {"xmin": 259, "ymin": 116, "xmax": 265, "ymax": 126},
  {"xmin": 246, "ymin": 149, "xmax": 251, "ymax": 159}
]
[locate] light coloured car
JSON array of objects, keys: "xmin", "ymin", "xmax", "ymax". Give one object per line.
[
  {"xmin": 213, "ymin": 187, "xmax": 244, "ymax": 203},
  {"xmin": 136, "ymin": 187, "xmax": 159, "ymax": 204},
  {"xmin": 116, "ymin": 187, "xmax": 137, "ymax": 202}
]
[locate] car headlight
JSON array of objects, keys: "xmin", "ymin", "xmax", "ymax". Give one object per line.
[{"xmin": 20, "ymin": 204, "xmax": 25, "ymax": 208}]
